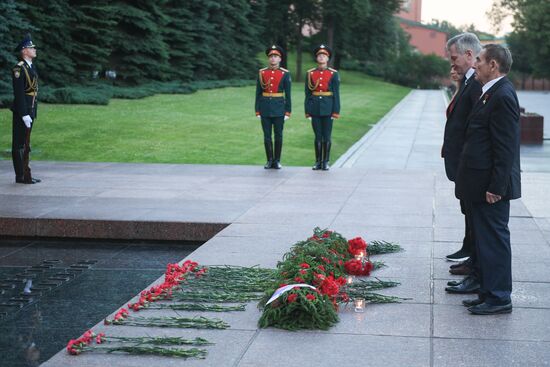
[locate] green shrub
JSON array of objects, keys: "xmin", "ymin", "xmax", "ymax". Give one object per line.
[{"xmin": 382, "ymin": 52, "xmax": 448, "ymax": 89}]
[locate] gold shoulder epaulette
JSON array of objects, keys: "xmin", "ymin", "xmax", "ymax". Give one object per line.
[
  {"xmin": 259, "ymin": 67, "xmax": 267, "ymax": 71},
  {"xmin": 328, "ymin": 67, "xmax": 338, "ymax": 72},
  {"xmin": 16, "ymin": 61, "xmax": 24, "ymax": 67},
  {"xmin": 307, "ymin": 67, "xmax": 316, "ymax": 73},
  {"xmin": 280, "ymin": 67, "xmax": 289, "ymax": 72}
]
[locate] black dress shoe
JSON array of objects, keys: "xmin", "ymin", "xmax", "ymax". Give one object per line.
[
  {"xmin": 462, "ymin": 298, "xmax": 484, "ymax": 307},
  {"xmin": 449, "ymin": 263, "xmax": 473, "ymax": 276},
  {"xmin": 468, "ymin": 302, "xmax": 512, "ymax": 315},
  {"xmin": 447, "ymin": 278, "xmax": 465, "ymax": 286},
  {"xmin": 450, "ymin": 258, "xmax": 472, "ymax": 269},
  {"xmin": 446, "ymin": 249, "xmax": 471, "ymax": 262},
  {"xmin": 32, "ymin": 177, "xmax": 41, "ymax": 183},
  {"xmin": 272, "ymin": 160, "xmax": 282, "ymax": 169},
  {"xmin": 16, "ymin": 178, "xmax": 36, "ymax": 184},
  {"xmin": 264, "ymin": 160, "xmax": 273, "ymax": 169},
  {"xmin": 445, "ymin": 276, "xmax": 479, "ymax": 294}
]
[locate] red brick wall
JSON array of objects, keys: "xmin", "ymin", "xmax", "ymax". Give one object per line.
[
  {"xmin": 399, "ymin": 23, "xmax": 447, "ymax": 58},
  {"xmin": 396, "ymin": 0, "xmax": 422, "ymax": 22}
]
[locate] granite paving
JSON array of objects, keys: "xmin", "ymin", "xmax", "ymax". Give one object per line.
[{"xmin": 0, "ymin": 89, "xmax": 548, "ymax": 366}]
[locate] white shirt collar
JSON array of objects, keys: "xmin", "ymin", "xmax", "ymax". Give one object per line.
[
  {"xmin": 465, "ymin": 68, "xmax": 475, "ymax": 81},
  {"xmin": 481, "ymin": 76, "xmax": 505, "ymax": 98},
  {"xmin": 24, "ymin": 58, "xmax": 32, "ymax": 67}
]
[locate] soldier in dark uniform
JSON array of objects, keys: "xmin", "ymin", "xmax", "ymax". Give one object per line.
[
  {"xmin": 11, "ymin": 34, "xmax": 40, "ymax": 184},
  {"xmin": 255, "ymin": 45, "xmax": 292, "ymax": 169},
  {"xmin": 305, "ymin": 44, "xmax": 340, "ymax": 171}
]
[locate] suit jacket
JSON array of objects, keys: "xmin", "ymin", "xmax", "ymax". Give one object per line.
[
  {"xmin": 442, "ymin": 75, "xmax": 482, "ymax": 181},
  {"xmin": 304, "ymin": 67, "xmax": 340, "ymax": 118},
  {"xmin": 12, "ymin": 60, "xmax": 38, "ymax": 119},
  {"xmin": 255, "ymin": 67, "xmax": 291, "ymax": 118},
  {"xmin": 455, "ymin": 77, "xmax": 521, "ymax": 203}
]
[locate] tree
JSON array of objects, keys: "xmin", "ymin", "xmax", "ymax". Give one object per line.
[
  {"xmin": 69, "ymin": 0, "xmax": 119, "ymax": 81},
  {"xmin": 429, "ymin": 19, "xmax": 462, "ymax": 38},
  {"xmin": 260, "ymin": 0, "xmax": 292, "ymax": 68},
  {"xmin": 182, "ymin": 1, "xmax": 264, "ymax": 81},
  {"xmin": 289, "ymin": 0, "xmax": 322, "ymax": 82},
  {"xmin": 21, "ymin": 0, "xmax": 75, "ymax": 86},
  {"xmin": 0, "ymin": 1, "xmax": 32, "ymax": 104},
  {"xmin": 320, "ymin": 0, "xmax": 372, "ymax": 69},
  {"xmin": 506, "ymin": 31, "xmax": 534, "ymax": 88},
  {"xmin": 109, "ymin": 1, "xmax": 170, "ymax": 84},
  {"xmin": 345, "ymin": 0, "xmax": 403, "ymax": 64},
  {"xmin": 162, "ymin": 0, "xmax": 196, "ymax": 81},
  {"xmin": 490, "ymin": 0, "xmax": 550, "ymax": 78}
]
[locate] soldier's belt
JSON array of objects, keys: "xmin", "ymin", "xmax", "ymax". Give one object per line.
[
  {"xmin": 262, "ymin": 92, "xmax": 284, "ymax": 97},
  {"xmin": 25, "ymin": 92, "xmax": 37, "ymax": 96},
  {"xmin": 312, "ymin": 91, "xmax": 333, "ymax": 96}
]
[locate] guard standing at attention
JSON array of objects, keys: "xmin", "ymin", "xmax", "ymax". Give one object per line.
[
  {"xmin": 255, "ymin": 45, "xmax": 291, "ymax": 169},
  {"xmin": 305, "ymin": 44, "xmax": 340, "ymax": 171},
  {"xmin": 11, "ymin": 34, "xmax": 40, "ymax": 184}
]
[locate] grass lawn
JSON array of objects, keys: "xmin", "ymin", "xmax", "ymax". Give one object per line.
[{"xmin": 0, "ymin": 72, "xmax": 409, "ymax": 166}]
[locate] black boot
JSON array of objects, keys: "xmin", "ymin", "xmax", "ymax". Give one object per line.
[
  {"xmin": 273, "ymin": 139, "xmax": 282, "ymax": 169},
  {"xmin": 312, "ymin": 141, "xmax": 322, "ymax": 170},
  {"xmin": 12, "ymin": 148, "xmax": 25, "ymax": 183},
  {"xmin": 322, "ymin": 142, "xmax": 331, "ymax": 171},
  {"xmin": 264, "ymin": 141, "xmax": 273, "ymax": 169}
]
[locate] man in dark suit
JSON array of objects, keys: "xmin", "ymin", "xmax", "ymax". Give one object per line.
[
  {"xmin": 442, "ymin": 34, "xmax": 482, "ymax": 294},
  {"xmin": 11, "ymin": 34, "xmax": 40, "ymax": 184},
  {"xmin": 455, "ymin": 44, "xmax": 521, "ymax": 315}
]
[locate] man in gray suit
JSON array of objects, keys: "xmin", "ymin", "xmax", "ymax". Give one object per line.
[{"xmin": 442, "ymin": 34, "xmax": 482, "ymax": 292}]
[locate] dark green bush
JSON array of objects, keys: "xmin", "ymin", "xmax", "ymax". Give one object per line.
[
  {"xmin": 0, "ymin": 79, "xmax": 255, "ymax": 107},
  {"xmin": 382, "ymin": 52, "xmax": 448, "ymax": 89}
]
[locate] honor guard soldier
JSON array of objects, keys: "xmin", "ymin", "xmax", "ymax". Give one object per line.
[
  {"xmin": 305, "ymin": 44, "xmax": 341, "ymax": 171},
  {"xmin": 11, "ymin": 34, "xmax": 40, "ymax": 184},
  {"xmin": 255, "ymin": 45, "xmax": 292, "ymax": 169}
]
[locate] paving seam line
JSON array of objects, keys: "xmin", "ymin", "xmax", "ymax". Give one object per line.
[{"xmin": 333, "ymin": 89, "xmax": 414, "ymax": 168}]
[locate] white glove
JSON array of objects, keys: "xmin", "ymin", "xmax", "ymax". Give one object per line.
[
  {"xmin": 284, "ymin": 115, "xmax": 289, "ymax": 121},
  {"xmin": 308, "ymin": 117, "xmax": 312, "ymax": 121},
  {"xmin": 22, "ymin": 115, "xmax": 32, "ymax": 128},
  {"xmin": 257, "ymin": 115, "xmax": 261, "ymax": 119}
]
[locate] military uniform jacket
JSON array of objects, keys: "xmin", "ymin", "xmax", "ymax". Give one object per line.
[
  {"xmin": 442, "ymin": 75, "xmax": 482, "ymax": 182},
  {"xmin": 12, "ymin": 60, "xmax": 38, "ymax": 119},
  {"xmin": 305, "ymin": 67, "xmax": 340, "ymax": 118},
  {"xmin": 455, "ymin": 77, "xmax": 521, "ymax": 203},
  {"xmin": 255, "ymin": 67, "xmax": 291, "ymax": 118}
]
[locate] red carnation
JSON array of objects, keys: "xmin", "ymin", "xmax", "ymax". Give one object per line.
[
  {"xmin": 344, "ymin": 259, "xmax": 363, "ymax": 275},
  {"xmin": 363, "ymin": 260, "xmax": 374, "ymax": 276},
  {"xmin": 317, "ymin": 265, "xmax": 326, "ymax": 272},
  {"xmin": 294, "ymin": 276, "xmax": 305, "ymax": 283},
  {"xmin": 287, "ymin": 293, "xmax": 298, "ymax": 303},
  {"xmin": 306, "ymin": 294, "xmax": 316, "ymax": 301},
  {"xmin": 347, "ymin": 237, "xmax": 367, "ymax": 256},
  {"xmin": 300, "ymin": 263, "xmax": 310, "ymax": 269},
  {"xmin": 319, "ymin": 276, "xmax": 340, "ymax": 297},
  {"xmin": 299, "ymin": 269, "xmax": 307, "ymax": 275}
]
